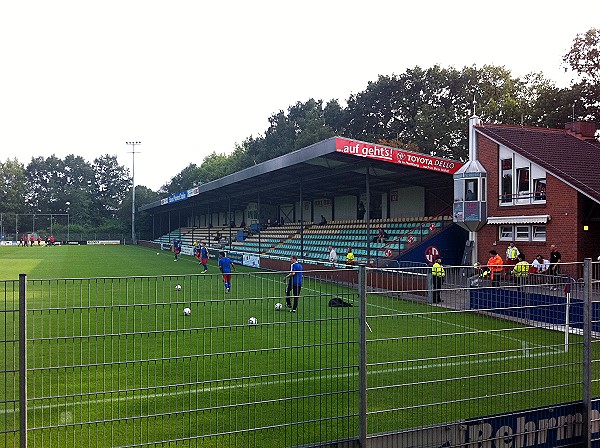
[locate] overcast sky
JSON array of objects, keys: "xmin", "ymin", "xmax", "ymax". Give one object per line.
[{"xmin": 1, "ymin": 1, "xmax": 597, "ymax": 191}]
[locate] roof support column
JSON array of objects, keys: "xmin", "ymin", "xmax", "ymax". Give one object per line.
[
  {"xmin": 207, "ymin": 203, "xmax": 211, "ymax": 244},
  {"xmin": 191, "ymin": 203, "xmax": 195, "ymax": 245},
  {"xmin": 152, "ymin": 213, "xmax": 155, "ymax": 241},
  {"xmin": 366, "ymin": 167, "xmax": 371, "ymax": 265},
  {"xmin": 257, "ymin": 192, "xmax": 261, "ymax": 254},
  {"xmin": 228, "ymin": 197, "xmax": 232, "ymax": 252},
  {"xmin": 178, "ymin": 209, "xmax": 181, "ymax": 241},
  {"xmin": 300, "ymin": 181, "xmax": 304, "ymax": 259}
]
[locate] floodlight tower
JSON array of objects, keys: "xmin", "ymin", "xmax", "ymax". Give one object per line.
[{"xmin": 126, "ymin": 141, "xmax": 141, "ymax": 244}]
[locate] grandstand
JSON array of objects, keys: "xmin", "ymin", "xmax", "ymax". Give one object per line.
[
  {"xmin": 153, "ymin": 225, "xmax": 243, "ymax": 248},
  {"xmin": 154, "ymin": 215, "xmax": 453, "ymax": 266},
  {"xmin": 141, "ymin": 137, "xmax": 467, "ymax": 268}
]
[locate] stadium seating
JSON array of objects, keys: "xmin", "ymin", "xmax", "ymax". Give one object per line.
[{"xmin": 154, "ymin": 216, "xmax": 451, "ymax": 264}]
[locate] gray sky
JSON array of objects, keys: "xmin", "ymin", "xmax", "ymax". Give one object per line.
[{"xmin": 1, "ymin": 1, "xmax": 597, "ymax": 191}]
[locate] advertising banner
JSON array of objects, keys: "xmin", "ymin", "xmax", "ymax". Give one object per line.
[
  {"xmin": 391, "ymin": 401, "xmax": 589, "ymax": 447},
  {"xmin": 243, "ymin": 254, "xmax": 260, "ymax": 268},
  {"xmin": 335, "ymin": 138, "xmax": 463, "ymax": 174}
]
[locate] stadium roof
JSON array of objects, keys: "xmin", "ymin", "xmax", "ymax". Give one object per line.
[{"xmin": 140, "ymin": 137, "xmax": 464, "ymax": 215}]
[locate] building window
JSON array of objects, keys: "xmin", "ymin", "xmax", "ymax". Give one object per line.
[
  {"xmin": 499, "ymin": 153, "xmax": 545, "ymax": 206},
  {"xmin": 533, "ymin": 179, "xmax": 546, "ymax": 201},
  {"xmin": 501, "ymin": 159, "xmax": 512, "ymax": 203},
  {"xmin": 498, "ymin": 224, "xmax": 546, "ymax": 242},
  {"xmin": 465, "ymin": 179, "xmax": 478, "ymax": 201},
  {"xmin": 515, "ymin": 225, "xmax": 530, "ymax": 240},
  {"xmin": 499, "ymin": 225, "xmax": 514, "ymax": 240},
  {"xmin": 532, "ymin": 225, "xmax": 546, "ymax": 241},
  {"xmin": 516, "ymin": 168, "xmax": 530, "ymax": 195}
]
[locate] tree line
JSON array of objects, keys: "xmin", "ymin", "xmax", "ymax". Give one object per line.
[
  {"xmin": 1, "ymin": 28, "xmax": 597, "ymax": 238},
  {"xmin": 161, "ymin": 28, "xmax": 599, "ymax": 194}
]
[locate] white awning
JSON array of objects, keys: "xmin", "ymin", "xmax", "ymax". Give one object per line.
[{"xmin": 487, "ymin": 214, "xmax": 550, "ymax": 225}]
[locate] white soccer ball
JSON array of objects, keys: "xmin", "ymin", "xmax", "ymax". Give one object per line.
[
  {"xmin": 275, "ymin": 302, "xmax": 283, "ymax": 311},
  {"xmin": 183, "ymin": 307, "xmax": 191, "ymax": 316},
  {"xmin": 175, "ymin": 284, "xmax": 182, "ymax": 291},
  {"xmin": 157, "ymin": 252, "xmax": 160, "ymax": 255},
  {"xmin": 248, "ymin": 317, "xmax": 258, "ymax": 325}
]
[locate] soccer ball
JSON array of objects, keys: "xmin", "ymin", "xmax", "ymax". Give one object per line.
[
  {"xmin": 183, "ymin": 307, "xmax": 191, "ymax": 316},
  {"xmin": 175, "ymin": 284, "xmax": 182, "ymax": 291},
  {"xmin": 157, "ymin": 252, "xmax": 160, "ymax": 255},
  {"xmin": 275, "ymin": 302, "xmax": 283, "ymax": 311},
  {"xmin": 248, "ymin": 317, "xmax": 258, "ymax": 325}
]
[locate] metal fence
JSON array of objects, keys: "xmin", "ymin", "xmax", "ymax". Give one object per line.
[{"xmin": 1, "ymin": 260, "xmax": 600, "ymax": 447}]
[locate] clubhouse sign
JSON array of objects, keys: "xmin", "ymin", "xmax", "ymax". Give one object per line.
[{"xmin": 335, "ymin": 138, "xmax": 463, "ymax": 174}]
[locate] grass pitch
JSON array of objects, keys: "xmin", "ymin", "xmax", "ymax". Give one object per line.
[{"xmin": 0, "ymin": 245, "xmax": 588, "ymax": 447}]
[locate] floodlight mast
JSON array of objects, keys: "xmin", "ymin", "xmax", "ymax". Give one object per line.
[{"xmin": 126, "ymin": 141, "xmax": 141, "ymax": 244}]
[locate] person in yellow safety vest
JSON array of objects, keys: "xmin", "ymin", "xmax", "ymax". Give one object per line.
[
  {"xmin": 511, "ymin": 254, "xmax": 529, "ymax": 290},
  {"xmin": 431, "ymin": 257, "xmax": 445, "ymax": 303},
  {"xmin": 345, "ymin": 247, "xmax": 355, "ymax": 268},
  {"xmin": 506, "ymin": 241, "xmax": 520, "ymax": 266}
]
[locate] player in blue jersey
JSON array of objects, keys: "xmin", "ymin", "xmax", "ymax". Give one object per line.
[
  {"xmin": 218, "ymin": 251, "xmax": 235, "ymax": 293},
  {"xmin": 285, "ymin": 255, "xmax": 303, "ymax": 312},
  {"xmin": 200, "ymin": 242, "xmax": 209, "ymax": 273},
  {"xmin": 193, "ymin": 242, "xmax": 202, "ymax": 264},
  {"xmin": 173, "ymin": 240, "xmax": 181, "ymax": 261}
]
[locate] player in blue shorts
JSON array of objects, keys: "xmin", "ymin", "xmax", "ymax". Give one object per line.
[{"xmin": 218, "ymin": 251, "xmax": 235, "ymax": 292}]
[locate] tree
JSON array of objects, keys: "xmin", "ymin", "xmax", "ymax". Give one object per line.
[
  {"xmin": 159, "ymin": 163, "xmax": 202, "ymax": 195},
  {"xmin": 92, "ymin": 154, "xmax": 131, "ymax": 225},
  {"xmin": 0, "ymin": 158, "xmax": 27, "ymax": 214},
  {"xmin": 118, "ymin": 185, "xmax": 160, "ymax": 240},
  {"xmin": 25, "ymin": 155, "xmax": 68, "ymax": 214},
  {"xmin": 563, "ymin": 28, "xmax": 600, "ymax": 84},
  {"xmin": 563, "ymin": 28, "xmax": 600, "ymax": 122}
]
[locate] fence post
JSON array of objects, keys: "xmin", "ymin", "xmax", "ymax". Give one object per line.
[
  {"xmin": 582, "ymin": 258, "xmax": 592, "ymax": 448},
  {"xmin": 19, "ymin": 273, "xmax": 27, "ymax": 448},
  {"xmin": 427, "ymin": 269, "xmax": 433, "ymax": 304},
  {"xmin": 358, "ymin": 265, "xmax": 368, "ymax": 447}
]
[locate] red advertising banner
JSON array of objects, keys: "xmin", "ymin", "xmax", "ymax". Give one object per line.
[{"xmin": 335, "ymin": 138, "xmax": 463, "ymax": 174}]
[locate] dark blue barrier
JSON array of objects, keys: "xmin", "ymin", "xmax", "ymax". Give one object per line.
[{"xmin": 470, "ymin": 288, "xmax": 600, "ymax": 332}]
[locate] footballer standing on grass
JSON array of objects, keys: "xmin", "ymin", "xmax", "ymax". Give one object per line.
[
  {"xmin": 218, "ymin": 251, "xmax": 235, "ymax": 293},
  {"xmin": 285, "ymin": 255, "xmax": 303, "ymax": 312}
]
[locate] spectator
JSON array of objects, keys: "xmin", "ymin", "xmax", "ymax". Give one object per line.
[
  {"xmin": 328, "ymin": 246, "xmax": 338, "ymax": 264},
  {"xmin": 375, "ymin": 227, "xmax": 388, "ymax": 243},
  {"xmin": 511, "ymin": 254, "xmax": 529, "ymax": 290},
  {"xmin": 346, "ymin": 248, "xmax": 355, "ymax": 268},
  {"xmin": 319, "ymin": 215, "xmax": 327, "ymax": 225},
  {"xmin": 531, "ymin": 254, "xmax": 549, "ymax": 274},
  {"xmin": 431, "ymin": 256, "xmax": 445, "ymax": 303},
  {"xmin": 505, "ymin": 242, "xmax": 520, "ymax": 267},
  {"xmin": 486, "ymin": 250, "xmax": 504, "ymax": 286},
  {"xmin": 357, "ymin": 201, "xmax": 366, "ymax": 220}
]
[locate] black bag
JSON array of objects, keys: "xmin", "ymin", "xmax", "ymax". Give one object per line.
[{"xmin": 328, "ymin": 297, "xmax": 353, "ymax": 307}]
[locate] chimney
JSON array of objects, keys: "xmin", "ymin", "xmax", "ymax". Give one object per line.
[{"xmin": 565, "ymin": 121, "xmax": 598, "ymax": 140}]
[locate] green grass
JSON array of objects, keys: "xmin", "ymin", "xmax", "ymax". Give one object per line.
[{"xmin": 0, "ymin": 245, "xmax": 591, "ymax": 447}]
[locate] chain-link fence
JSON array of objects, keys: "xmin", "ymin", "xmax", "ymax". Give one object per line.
[{"xmin": 2, "ymin": 260, "xmax": 600, "ymax": 447}]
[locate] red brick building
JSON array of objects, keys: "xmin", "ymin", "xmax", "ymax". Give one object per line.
[{"xmin": 471, "ymin": 119, "xmax": 600, "ymax": 272}]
